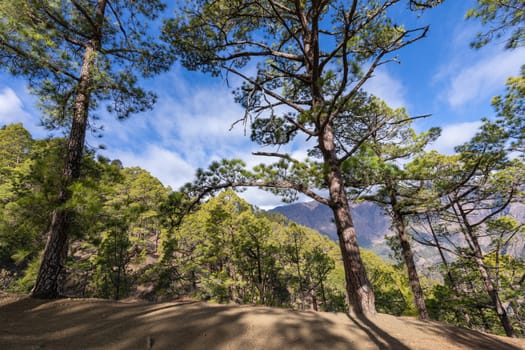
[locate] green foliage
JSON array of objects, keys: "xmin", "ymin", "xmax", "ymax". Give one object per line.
[
  {"xmin": 0, "ymin": 124, "xmax": 172, "ymax": 298},
  {"xmin": 0, "ymin": 130, "xmax": 64, "ymax": 266},
  {"xmin": 414, "ymin": 120, "xmax": 525, "ymax": 336},
  {"xmin": 163, "ymin": 0, "xmax": 447, "ymax": 316},
  {"xmin": 491, "ymin": 67, "xmax": 525, "ymax": 154},
  {"xmin": 0, "ymin": 124, "xmax": 521, "ymax": 335},
  {"xmin": 466, "ymin": 0, "xmax": 524, "ymax": 49},
  {"xmin": 156, "ymin": 190, "xmax": 349, "ymax": 310},
  {"xmin": 162, "ymin": 0, "xmax": 435, "ymax": 208},
  {"xmin": 91, "ymin": 225, "xmax": 132, "ymax": 300},
  {"xmin": 362, "ymin": 250, "xmax": 414, "ymax": 316},
  {"xmin": 7, "ymin": 254, "xmax": 41, "ymax": 293},
  {"xmin": 427, "ymin": 254, "xmax": 525, "ymax": 336},
  {"xmin": 0, "ymin": 0, "xmax": 172, "ymax": 128}
]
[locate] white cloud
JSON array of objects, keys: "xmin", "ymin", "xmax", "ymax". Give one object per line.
[
  {"xmin": 442, "ymin": 48, "xmax": 524, "ymax": 108},
  {"xmin": 104, "ymin": 144, "xmax": 195, "ymax": 190},
  {"xmin": 0, "ymin": 88, "xmax": 25, "ymax": 124},
  {"xmin": 447, "ymin": 49, "xmax": 524, "ymax": 107},
  {"xmin": 363, "ymin": 69, "xmax": 407, "ymax": 109},
  {"xmin": 238, "ymin": 188, "xmax": 286, "ymax": 210},
  {"xmin": 431, "ymin": 121, "xmax": 483, "ymax": 154}
]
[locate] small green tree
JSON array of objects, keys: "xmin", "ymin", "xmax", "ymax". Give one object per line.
[{"xmin": 92, "ymin": 222, "xmax": 132, "ymax": 300}]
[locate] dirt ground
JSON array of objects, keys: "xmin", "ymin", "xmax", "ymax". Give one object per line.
[{"xmin": 1, "ymin": 292, "xmax": 524, "ymax": 350}]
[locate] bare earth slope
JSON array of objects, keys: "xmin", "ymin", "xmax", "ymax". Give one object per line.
[{"xmin": 1, "ymin": 293, "xmax": 524, "ymax": 350}]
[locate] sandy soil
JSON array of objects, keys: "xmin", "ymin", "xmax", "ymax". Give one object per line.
[{"xmin": 1, "ymin": 292, "xmax": 524, "ymax": 350}]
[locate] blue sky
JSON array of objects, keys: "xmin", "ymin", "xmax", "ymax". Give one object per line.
[{"xmin": 0, "ymin": 1, "xmax": 523, "ymax": 209}]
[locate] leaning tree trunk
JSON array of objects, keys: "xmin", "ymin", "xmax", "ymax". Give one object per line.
[
  {"xmin": 321, "ymin": 123, "xmax": 376, "ymax": 315},
  {"xmin": 470, "ymin": 233, "xmax": 516, "ymax": 337},
  {"xmin": 31, "ymin": 1, "xmax": 107, "ymax": 298},
  {"xmin": 426, "ymin": 214, "xmax": 473, "ymax": 327},
  {"xmin": 457, "ymin": 206, "xmax": 516, "ymax": 337},
  {"xmin": 31, "ymin": 47, "xmax": 93, "ymax": 298},
  {"xmin": 390, "ymin": 197, "xmax": 429, "ymax": 320}
]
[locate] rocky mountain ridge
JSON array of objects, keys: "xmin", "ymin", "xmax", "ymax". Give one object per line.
[{"xmin": 270, "ymin": 201, "xmax": 525, "ymax": 260}]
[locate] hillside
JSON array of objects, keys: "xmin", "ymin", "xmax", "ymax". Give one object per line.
[
  {"xmin": 270, "ymin": 201, "xmax": 396, "ymax": 260},
  {"xmin": 270, "ymin": 201, "xmax": 525, "ymax": 260},
  {"xmin": 1, "ymin": 293, "xmax": 523, "ymax": 350},
  {"xmin": 270, "ymin": 201, "xmax": 391, "ymax": 247}
]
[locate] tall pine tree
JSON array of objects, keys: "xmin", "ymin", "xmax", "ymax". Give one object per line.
[{"xmin": 0, "ymin": 0, "xmax": 172, "ymax": 298}]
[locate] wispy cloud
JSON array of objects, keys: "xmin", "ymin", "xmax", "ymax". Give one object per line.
[
  {"xmin": 363, "ymin": 69, "xmax": 407, "ymax": 109},
  {"xmin": 446, "ymin": 49, "xmax": 524, "ymax": 108},
  {"xmin": 238, "ymin": 188, "xmax": 288, "ymax": 210},
  {"xmin": 431, "ymin": 19, "xmax": 525, "ymax": 112},
  {"xmin": 104, "ymin": 144, "xmax": 195, "ymax": 190},
  {"xmin": 92, "ymin": 67, "xmax": 314, "ymax": 208},
  {"xmin": 430, "ymin": 121, "xmax": 483, "ymax": 154},
  {"xmin": 0, "ymin": 87, "xmax": 50, "ymax": 138},
  {"xmin": 0, "ymin": 88, "xmax": 26, "ymax": 124}
]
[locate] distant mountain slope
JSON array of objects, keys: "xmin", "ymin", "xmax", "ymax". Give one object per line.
[
  {"xmin": 269, "ymin": 201, "xmax": 392, "ymax": 249},
  {"xmin": 270, "ymin": 201, "xmax": 525, "ymax": 260},
  {"xmin": 504, "ymin": 203, "xmax": 525, "ymax": 257}
]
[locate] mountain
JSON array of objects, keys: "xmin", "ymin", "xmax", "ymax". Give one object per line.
[
  {"xmin": 270, "ymin": 201, "xmax": 525, "ymax": 260},
  {"xmin": 503, "ymin": 202, "xmax": 525, "ymax": 257},
  {"xmin": 270, "ymin": 201, "xmax": 392, "ymax": 251}
]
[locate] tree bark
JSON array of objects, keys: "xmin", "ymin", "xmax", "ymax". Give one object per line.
[
  {"xmin": 334, "ymin": 203, "xmax": 376, "ymax": 315},
  {"xmin": 474, "ymin": 254, "xmax": 515, "ymax": 337},
  {"xmin": 426, "ymin": 214, "xmax": 473, "ymax": 327},
  {"xmin": 390, "ymin": 200, "xmax": 429, "ymax": 320},
  {"xmin": 301, "ymin": 1, "xmax": 375, "ymax": 316},
  {"xmin": 30, "ymin": 210, "xmax": 70, "ymax": 298},
  {"xmin": 457, "ymin": 205, "xmax": 516, "ymax": 337},
  {"xmin": 31, "ymin": 0, "xmax": 107, "ymax": 298},
  {"xmin": 318, "ymin": 116, "xmax": 375, "ymax": 315}
]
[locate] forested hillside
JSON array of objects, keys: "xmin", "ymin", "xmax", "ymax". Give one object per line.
[
  {"xmin": 0, "ymin": 0, "xmax": 524, "ymax": 343},
  {"xmin": 0, "ymin": 125, "xmax": 411, "ymax": 314},
  {"xmin": 272, "ymin": 201, "xmax": 525, "ymax": 263},
  {"xmin": 1, "ymin": 123, "xmax": 524, "ymax": 338}
]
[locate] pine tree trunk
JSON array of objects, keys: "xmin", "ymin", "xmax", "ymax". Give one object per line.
[
  {"xmin": 31, "ymin": 62, "xmax": 91, "ymax": 297},
  {"xmin": 303, "ymin": 3, "xmax": 375, "ymax": 315},
  {"xmin": 320, "ymin": 122, "xmax": 375, "ymax": 315},
  {"xmin": 426, "ymin": 215, "xmax": 473, "ymax": 327},
  {"xmin": 473, "ymin": 251, "xmax": 516, "ymax": 337},
  {"xmin": 30, "ymin": 210, "xmax": 70, "ymax": 298},
  {"xmin": 334, "ymin": 204, "xmax": 376, "ymax": 315},
  {"xmin": 457, "ymin": 206, "xmax": 516, "ymax": 337},
  {"xmin": 31, "ymin": 0, "xmax": 107, "ymax": 298},
  {"xmin": 391, "ymin": 205, "xmax": 429, "ymax": 320}
]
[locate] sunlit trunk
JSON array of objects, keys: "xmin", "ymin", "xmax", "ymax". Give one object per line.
[
  {"xmin": 31, "ymin": 0, "xmax": 107, "ymax": 298},
  {"xmin": 321, "ymin": 124, "xmax": 375, "ymax": 314},
  {"xmin": 390, "ymin": 201, "xmax": 428, "ymax": 320}
]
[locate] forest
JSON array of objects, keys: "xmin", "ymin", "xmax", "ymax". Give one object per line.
[{"xmin": 0, "ymin": 0, "xmax": 524, "ymax": 342}]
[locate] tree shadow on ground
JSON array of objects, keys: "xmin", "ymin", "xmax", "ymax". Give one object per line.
[
  {"xmin": 1, "ymin": 295, "xmax": 523, "ymax": 350},
  {"xmin": 399, "ymin": 317, "xmax": 523, "ymax": 350},
  {"xmin": 0, "ymin": 297, "xmax": 357, "ymax": 349},
  {"xmin": 346, "ymin": 312, "xmax": 410, "ymax": 350}
]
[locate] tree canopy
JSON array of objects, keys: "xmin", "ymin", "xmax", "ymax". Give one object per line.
[
  {"xmin": 163, "ymin": 0, "xmax": 444, "ymax": 316},
  {"xmin": 0, "ymin": 0, "xmax": 172, "ymax": 298}
]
